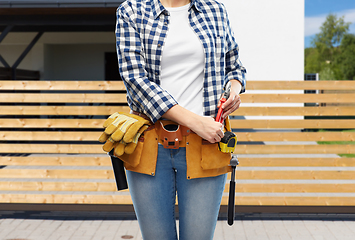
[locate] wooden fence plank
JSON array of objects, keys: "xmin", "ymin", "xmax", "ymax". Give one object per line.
[
  {"xmin": 233, "ymin": 106, "xmax": 355, "ymax": 116},
  {"xmin": 0, "ymin": 119, "xmax": 104, "ymax": 128},
  {"xmin": 236, "ymin": 132, "xmax": 355, "ymax": 142},
  {"xmin": 3, "ymin": 106, "xmax": 354, "ymax": 116},
  {"xmin": 0, "ymin": 181, "xmax": 118, "ymax": 192},
  {"xmin": 0, "ymin": 93, "xmax": 126, "ymax": 103},
  {"xmin": 0, "ymin": 144, "xmax": 103, "ymax": 154},
  {"xmin": 1, "ymin": 131, "xmax": 102, "ymax": 141},
  {"xmin": 3, "ymin": 107, "xmax": 355, "ymax": 120},
  {"xmin": 1, "ymin": 93, "xmax": 354, "ymax": 104},
  {"xmin": 1, "ymin": 156, "xmax": 354, "ymax": 167},
  {"xmin": 229, "ymin": 183, "xmax": 355, "ymax": 193},
  {"xmin": 0, "ymin": 194, "xmax": 354, "ymax": 206},
  {"xmin": 0, "ymin": 106, "xmax": 130, "ymax": 115},
  {"xmin": 221, "ymin": 196, "xmax": 355, "ymax": 206},
  {"xmin": 237, "ymin": 158, "xmax": 355, "ymax": 167},
  {"xmin": 240, "ymin": 94, "xmax": 355, "ymax": 103},
  {"xmin": 0, "ymin": 194, "xmax": 133, "ymax": 204},
  {"xmin": 1, "ymin": 144, "xmax": 354, "ymax": 154},
  {"xmin": 0, "ymin": 169, "xmax": 115, "ymax": 179},
  {"xmin": 1, "ymin": 182, "xmax": 354, "ymax": 193},
  {"xmin": 2, "ymin": 80, "xmax": 353, "ymax": 91},
  {"xmin": 1, "ymin": 119, "xmax": 354, "ymax": 129},
  {"xmin": 234, "ymin": 145, "xmax": 355, "ymax": 154},
  {"xmin": 2, "ymin": 131, "xmax": 355, "ymax": 142},
  {"xmin": 0, "ymin": 81, "xmax": 126, "ymax": 90},
  {"xmin": 247, "ymin": 80, "xmax": 355, "ymax": 90},
  {"xmin": 230, "ymin": 119, "xmax": 355, "ymax": 129},
  {"xmin": 234, "ymin": 171, "xmax": 355, "ymax": 180},
  {"xmin": 2, "ymin": 169, "xmax": 355, "ymax": 180},
  {"xmin": 0, "ymin": 156, "xmax": 111, "ymax": 166}
]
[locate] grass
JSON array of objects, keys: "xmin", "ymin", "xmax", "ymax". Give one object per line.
[{"xmin": 317, "ymin": 129, "xmax": 355, "ymax": 157}]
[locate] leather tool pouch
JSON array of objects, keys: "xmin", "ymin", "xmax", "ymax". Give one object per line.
[
  {"xmin": 200, "ymin": 116, "xmax": 233, "ymax": 170},
  {"xmin": 119, "ymin": 127, "xmax": 159, "ymax": 176},
  {"xmin": 155, "ymin": 121, "xmax": 190, "ymax": 149}
]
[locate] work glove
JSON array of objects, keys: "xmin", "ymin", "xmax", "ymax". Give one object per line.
[
  {"xmin": 124, "ymin": 125, "xmax": 149, "ymax": 154},
  {"xmin": 114, "ymin": 124, "xmax": 149, "ymax": 156},
  {"xmin": 103, "ymin": 112, "xmax": 120, "ymax": 128},
  {"xmin": 105, "ymin": 112, "xmax": 150, "ymax": 143},
  {"xmin": 99, "ymin": 112, "xmax": 150, "ymax": 156}
]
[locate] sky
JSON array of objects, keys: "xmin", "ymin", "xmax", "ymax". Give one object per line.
[{"xmin": 305, "ymin": 0, "xmax": 355, "ymax": 48}]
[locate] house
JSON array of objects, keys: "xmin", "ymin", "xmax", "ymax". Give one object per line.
[{"xmin": 0, "ymin": 0, "xmax": 304, "ymax": 80}]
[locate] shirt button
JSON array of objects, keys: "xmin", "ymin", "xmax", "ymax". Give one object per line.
[
  {"xmin": 155, "ymin": 72, "xmax": 159, "ymax": 75},
  {"xmin": 164, "ymin": 21, "xmax": 168, "ymax": 25},
  {"xmin": 158, "ymin": 44, "xmax": 162, "ymax": 48}
]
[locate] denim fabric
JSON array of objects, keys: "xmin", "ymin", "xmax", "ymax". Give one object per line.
[{"xmin": 127, "ymin": 145, "xmax": 227, "ymax": 240}]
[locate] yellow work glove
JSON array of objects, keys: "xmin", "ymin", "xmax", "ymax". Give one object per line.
[
  {"xmin": 104, "ymin": 113, "xmax": 132, "ymax": 135},
  {"xmin": 108, "ymin": 113, "xmax": 150, "ymax": 143},
  {"xmin": 124, "ymin": 125, "xmax": 149, "ymax": 154},
  {"xmin": 100, "ymin": 112, "xmax": 150, "ymax": 155},
  {"xmin": 114, "ymin": 140, "xmax": 126, "ymax": 156},
  {"xmin": 103, "ymin": 112, "xmax": 120, "ymax": 128},
  {"xmin": 102, "ymin": 137, "xmax": 117, "ymax": 152},
  {"xmin": 113, "ymin": 124, "xmax": 149, "ymax": 156}
]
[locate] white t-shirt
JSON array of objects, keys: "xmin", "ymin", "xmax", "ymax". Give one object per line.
[{"xmin": 160, "ymin": 4, "xmax": 205, "ymax": 116}]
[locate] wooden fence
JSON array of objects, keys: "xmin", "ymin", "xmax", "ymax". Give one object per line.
[{"xmin": 0, "ymin": 80, "xmax": 354, "ymax": 208}]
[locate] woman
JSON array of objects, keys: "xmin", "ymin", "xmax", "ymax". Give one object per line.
[{"xmin": 115, "ymin": 0, "xmax": 246, "ymax": 239}]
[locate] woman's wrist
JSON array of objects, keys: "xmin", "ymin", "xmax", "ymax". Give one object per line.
[{"xmin": 162, "ymin": 105, "xmax": 198, "ymax": 129}]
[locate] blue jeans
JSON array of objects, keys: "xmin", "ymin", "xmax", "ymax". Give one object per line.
[{"xmin": 126, "ymin": 145, "xmax": 227, "ymax": 240}]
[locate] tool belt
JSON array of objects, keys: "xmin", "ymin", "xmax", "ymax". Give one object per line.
[
  {"xmin": 130, "ymin": 110, "xmax": 191, "ymax": 149},
  {"xmin": 119, "ymin": 111, "xmax": 231, "ymax": 179}
]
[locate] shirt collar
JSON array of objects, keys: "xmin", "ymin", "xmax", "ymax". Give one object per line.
[
  {"xmin": 190, "ymin": 0, "xmax": 202, "ymax": 13},
  {"xmin": 151, "ymin": 0, "xmax": 202, "ymax": 19}
]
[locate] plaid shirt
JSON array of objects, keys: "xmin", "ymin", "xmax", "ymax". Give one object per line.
[{"xmin": 116, "ymin": 0, "xmax": 246, "ymax": 123}]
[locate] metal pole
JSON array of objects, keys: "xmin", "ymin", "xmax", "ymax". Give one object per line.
[
  {"xmin": 0, "ymin": 25, "xmax": 13, "ymax": 43},
  {"xmin": 12, "ymin": 31, "xmax": 43, "ymax": 79},
  {"xmin": 228, "ymin": 155, "xmax": 239, "ymax": 226},
  {"xmin": 0, "ymin": 25, "xmax": 13, "ymax": 69}
]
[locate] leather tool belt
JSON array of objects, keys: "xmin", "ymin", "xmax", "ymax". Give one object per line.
[
  {"xmin": 155, "ymin": 120, "xmax": 190, "ymax": 149},
  {"xmin": 130, "ymin": 110, "xmax": 191, "ymax": 149}
]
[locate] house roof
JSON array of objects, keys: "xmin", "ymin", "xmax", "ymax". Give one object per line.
[
  {"xmin": 0, "ymin": 0, "xmax": 122, "ymax": 8},
  {"xmin": 0, "ymin": 1, "xmax": 124, "ymax": 32}
]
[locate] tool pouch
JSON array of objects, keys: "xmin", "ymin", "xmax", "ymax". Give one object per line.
[
  {"xmin": 119, "ymin": 127, "xmax": 159, "ymax": 176},
  {"xmin": 201, "ymin": 116, "xmax": 233, "ymax": 169},
  {"xmin": 155, "ymin": 120, "xmax": 190, "ymax": 149}
]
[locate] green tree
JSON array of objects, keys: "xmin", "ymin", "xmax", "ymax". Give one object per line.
[
  {"xmin": 336, "ymin": 34, "xmax": 355, "ymax": 80},
  {"xmin": 306, "ymin": 14, "xmax": 352, "ymax": 80},
  {"xmin": 312, "ymin": 14, "xmax": 351, "ymax": 63},
  {"xmin": 304, "ymin": 48, "xmax": 321, "ymax": 74}
]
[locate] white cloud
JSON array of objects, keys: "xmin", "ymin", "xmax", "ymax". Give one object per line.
[{"xmin": 305, "ymin": 8, "xmax": 355, "ymax": 37}]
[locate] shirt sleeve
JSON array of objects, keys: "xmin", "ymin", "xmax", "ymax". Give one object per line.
[
  {"xmin": 222, "ymin": 5, "xmax": 247, "ymax": 94},
  {"xmin": 115, "ymin": 5, "xmax": 178, "ymax": 123}
]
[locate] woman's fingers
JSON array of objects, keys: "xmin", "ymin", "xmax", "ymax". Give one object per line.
[
  {"xmin": 221, "ymin": 93, "xmax": 241, "ymax": 118},
  {"xmin": 193, "ymin": 116, "xmax": 224, "ymax": 143}
]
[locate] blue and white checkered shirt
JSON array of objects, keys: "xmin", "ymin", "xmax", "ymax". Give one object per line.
[{"xmin": 116, "ymin": 0, "xmax": 246, "ymax": 123}]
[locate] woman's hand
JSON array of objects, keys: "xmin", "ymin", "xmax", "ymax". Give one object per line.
[
  {"xmin": 193, "ymin": 116, "xmax": 224, "ymax": 143},
  {"xmin": 217, "ymin": 80, "xmax": 242, "ymax": 119},
  {"xmin": 162, "ymin": 105, "xmax": 224, "ymax": 143}
]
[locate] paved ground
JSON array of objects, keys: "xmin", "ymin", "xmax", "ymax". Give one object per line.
[{"xmin": 1, "ymin": 211, "xmax": 355, "ymax": 240}]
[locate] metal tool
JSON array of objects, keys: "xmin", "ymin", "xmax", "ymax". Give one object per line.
[
  {"xmin": 216, "ymin": 82, "xmax": 237, "ymax": 154},
  {"xmin": 215, "ymin": 81, "xmax": 239, "ymax": 225},
  {"xmin": 228, "ymin": 155, "xmax": 239, "ymax": 226}
]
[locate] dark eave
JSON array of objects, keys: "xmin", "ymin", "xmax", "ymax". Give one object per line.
[
  {"xmin": 0, "ymin": 1, "xmax": 123, "ymax": 9},
  {"xmin": 0, "ymin": 1, "xmax": 124, "ymax": 32}
]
